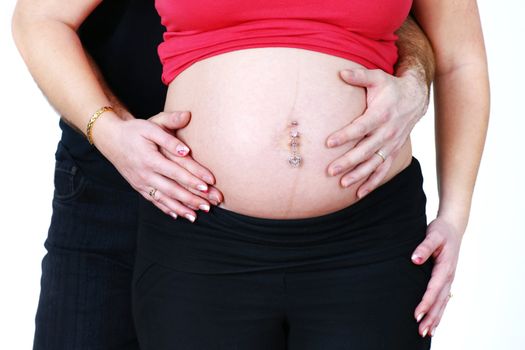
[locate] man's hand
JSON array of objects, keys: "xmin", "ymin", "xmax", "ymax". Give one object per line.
[
  {"xmin": 92, "ymin": 110, "xmax": 223, "ymax": 222},
  {"xmin": 326, "ymin": 67, "xmax": 429, "ymax": 197}
]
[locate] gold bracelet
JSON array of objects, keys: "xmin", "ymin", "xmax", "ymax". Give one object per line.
[{"xmin": 86, "ymin": 106, "xmax": 114, "ymax": 145}]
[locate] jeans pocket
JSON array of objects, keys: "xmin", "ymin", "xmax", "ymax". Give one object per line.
[{"xmin": 53, "ymin": 142, "xmax": 88, "ymax": 202}]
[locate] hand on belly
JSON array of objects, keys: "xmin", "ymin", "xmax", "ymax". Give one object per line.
[{"xmin": 164, "ymin": 47, "xmax": 411, "ymax": 219}]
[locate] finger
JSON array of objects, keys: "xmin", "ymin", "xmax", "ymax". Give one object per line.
[
  {"xmin": 144, "ymin": 124, "xmax": 191, "ymax": 157},
  {"xmin": 182, "ymin": 183, "xmax": 224, "ymax": 206},
  {"xmin": 339, "ymin": 155, "xmax": 383, "ymax": 188},
  {"xmin": 414, "ymin": 262, "xmax": 451, "ymax": 323},
  {"xmin": 428, "ymin": 290, "xmax": 452, "ymax": 337},
  {"xmin": 148, "ymin": 173, "xmax": 211, "ymax": 213},
  {"xmin": 149, "ymin": 111, "xmax": 191, "ymax": 130},
  {"xmin": 141, "ymin": 186, "xmax": 198, "ymax": 223},
  {"xmin": 327, "ymin": 133, "xmax": 384, "ymax": 176},
  {"xmin": 161, "ymin": 147, "xmax": 216, "ymax": 185},
  {"xmin": 339, "ymin": 68, "xmax": 384, "ymax": 88},
  {"xmin": 140, "ymin": 190, "xmax": 178, "ymax": 219},
  {"xmin": 411, "ymin": 231, "xmax": 445, "ymax": 265},
  {"xmin": 355, "ymin": 156, "xmax": 393, "ymax": 197},
  {"xmin": 326, "ymin": 111, "xmax": 384, "ymax": 148},
  {"xmin": 419, "ymin": 284, "xmax": 452, "ymax": 337},
  {"xmin": 149, "ymin": 154, "xmax": 210, "ymax": 193}
]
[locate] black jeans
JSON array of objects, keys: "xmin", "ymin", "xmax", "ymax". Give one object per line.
[
  {"xmin": 133, "ymin": 157, "xmax": 433, "ymax": 350},
  {"xmin": 33, "ymin": 141, "xmax": 140, "ymax": 350}
]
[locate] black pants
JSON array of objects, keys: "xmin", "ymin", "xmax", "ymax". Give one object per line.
[
  {"xmin": 33, "ymin": 141, "xmax": 140, "ymax": 350},
  {"xmin": 133, "ymin": 157, "xmax": 433, "ymax": 350}
]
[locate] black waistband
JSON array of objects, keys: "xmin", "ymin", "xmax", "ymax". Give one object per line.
[{"xmin": 137, "ymin": 157, "xmax": 427, "ymax": 274}]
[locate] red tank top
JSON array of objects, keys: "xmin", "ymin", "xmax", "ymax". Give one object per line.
[{"xmin": 155, "ymin": 0, "xmax": 413, "ymax": 85}]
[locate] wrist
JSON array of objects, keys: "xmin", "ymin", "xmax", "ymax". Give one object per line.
[
  {"xmin": 436, "ymin": 203, "xmax": 470, "ymax": 236},
  {"xmin": 89, "ymin": 110, "xmax": 126, "ymax": 155}
]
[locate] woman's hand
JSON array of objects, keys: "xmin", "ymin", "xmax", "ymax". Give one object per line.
[
  {"xmin": 326, "ymin": 68, "xmax": 429, "ymax": 196},
  {"xmin": 411, "ymin": 216, "xmax": 464, "ymax": 338},
  {"xmin": 92, "ymin": 110, "xmax": 223, "ymax": 222}
]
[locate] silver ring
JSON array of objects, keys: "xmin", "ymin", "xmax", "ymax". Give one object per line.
[
  {"xmin": 149, "ymin": 188, "xmax": 158, "ymax": 200},
  {"xmin": 375, "ymin": 149, "xmax": 386, "ymax": 162}
]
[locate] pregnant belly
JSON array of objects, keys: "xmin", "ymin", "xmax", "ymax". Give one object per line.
[{"xmin": 165, "ymin": 47, "xmax": 412, "ymax": 219}]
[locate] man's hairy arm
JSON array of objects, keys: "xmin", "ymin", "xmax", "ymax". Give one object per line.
[
  {"xmin": 395, "ymin": 15, "xmax": 436, "ymax": 91},
  {"xmin": 326, "ymin": 14, "xmax": 436, "ymax": 195}
]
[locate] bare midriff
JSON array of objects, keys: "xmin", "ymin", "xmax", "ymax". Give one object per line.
[{"xmin": 165, "ymin": 47, "xmax": 413, "ymax": 219}]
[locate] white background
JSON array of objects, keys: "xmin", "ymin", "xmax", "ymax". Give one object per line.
[{"xmin": 1, "ymin": 0, "xmax": 523, "ymax": 348}]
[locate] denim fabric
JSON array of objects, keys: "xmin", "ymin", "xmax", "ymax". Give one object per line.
[{"xmin": 33, "ymin": 141, "xmax": 140, "ymax": 350}]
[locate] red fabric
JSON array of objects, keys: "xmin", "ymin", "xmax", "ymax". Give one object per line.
[{"xmin": 155, "ymin": 0, "xmax": 413, "ymax": 85}]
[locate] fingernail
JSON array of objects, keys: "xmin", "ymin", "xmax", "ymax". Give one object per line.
[
  {"xmin": 170, "ymin": 212, "xmax": 178, "ymax": 220},
  {"xmin": 197, "ymin": 184, "xmax": 208, "ymax": 192},
  {"xmin": 199, "ymin": 204, "xmax": 210, "ymax": 212},
  {"xmin": 331, "ymin": 165, "xmax": 343, "ymax": 176},
  {"xmin": 430, "ymin": 327, "xmax": 436, "ymax": 337},
  {"xmin": 203, "ymin": 175, "xmax": 214, "ymax": 184},
  {"xmin": 358, "ymin": 189, "xmax": 369, "ymax": 198},
  {"xmin": 176, "ymin": 144, "xmax": 190, "ymax": 156},
  {"xmin": 412, "ymin": 254, "xmax": 422, "ymax": 264},
  {"xmin": 422, "ymin": 327, "xmax": 429, "ymax": 338},
  {"xmin": 184, "ymin": 214, "xmax": 196, "ymax": 222},
  {"xmin": 210, "ymin": 194, "xmax": 221, "ymax": 203},
  {"xmin": 341, "ymin": 69, "xmax": 354, "ymax": 79},
  {"xmin": 342, "ymin": 177, "xmax": 355, "ymax": 188},
  {"xmin": 327, "ymin": 138, "xmax": 339, "ymax": 147},
  {"xmin": 416, "ymin": 312, "xmax": 425, "ymax": 322},
  {"xmin": 179, "ymin": 111, "xmax": 190, "ymax": 119}
]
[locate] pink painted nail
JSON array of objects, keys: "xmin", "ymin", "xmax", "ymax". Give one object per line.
[
  {"xmin": 197, "ymin": 184, "xmax": 208, "ymax": 192},
  {"xmin": 176, "ymin": 144, "xmax": 190, "ymax": 156}
]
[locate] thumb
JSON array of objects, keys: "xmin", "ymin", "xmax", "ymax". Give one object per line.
[
  {"xmin": 149, "ymin": 111, "xmax": 191, "ymax": 130},
  {"xmin": 339, "ymin": 68, "xmax": 378, "ymax": 88},
  {"xmin": 411, "ymin": 232, "xmax": 442, "ymax": 265}
]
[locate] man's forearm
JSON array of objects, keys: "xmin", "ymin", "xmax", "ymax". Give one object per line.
[{"xmin": 395, "ymin": 15, "xmax": 436, "ymax": 90}]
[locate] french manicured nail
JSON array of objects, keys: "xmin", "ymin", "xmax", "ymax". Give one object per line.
[
  {"xmin": 184, "ymin": 214, "xmax": 196, "ymax": 222},
  {"xmin": 430, "ymin": 327, "xmax": 436, "ymax": 337},
  {"xmin": 176, "ymin": 144, "xmax": 190, "ymax": 156},
  {"xmin": 199, "ymin": 204, "xmax": 210, "ymax": 212},
  {"xmin": 331, "ymin": 165, "xmax": 343, "ymax": 176},
  {"xmin": 416, "ymin": 312, "xmax": 425, "ymax": 322},
  {"xmin": 197, "ymin": 184, "xmax": 208, "ymax": 192},
  {"xmin": 412, "ymin": 254, "xmax": 422, "ymax": 264},
  {"xmin": 422, "ymin": 327, "xmax": 429, "ymax": 338},
  {"xmin": 327, "ymin": 138, "xmax": 339, "ymax": 147},
  {"xmin": 170, "ymin": 212, "xmax": 178, "ymax": 220}
]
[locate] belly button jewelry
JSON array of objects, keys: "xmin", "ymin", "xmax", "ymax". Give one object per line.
[{"xmin": 288, "ymin": 120, "xmax": 302, "ymax": 168}]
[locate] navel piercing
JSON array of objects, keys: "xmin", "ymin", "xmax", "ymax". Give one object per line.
[{"xmin": 288, "ymin": 120, "xmax": 302, "ymax": 168}]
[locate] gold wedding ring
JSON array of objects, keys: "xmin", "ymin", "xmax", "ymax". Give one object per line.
[{"xmin": 375, "ymin": 149, "xmax": 386, "ymax": 162}]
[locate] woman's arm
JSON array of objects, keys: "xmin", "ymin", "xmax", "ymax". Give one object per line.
[
  {"xmin": 410, "ymin": 0, "xmax": 489, "ymax": 337},
  {"xmin": 326, "ymin": 15, "xmax": 435, "ymax": 193},
  {"xmin": 12, "ymin": 0, "xmax": 222, "ymax": 221}
]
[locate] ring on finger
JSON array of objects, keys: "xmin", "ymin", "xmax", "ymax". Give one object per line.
[
  {"xmin": 374, "ymin": 149, "xmax": 386, "ymax": 162},
  {"xmin": 149, "ymin": 187, "xmax": 158, "ymax": 200}
]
